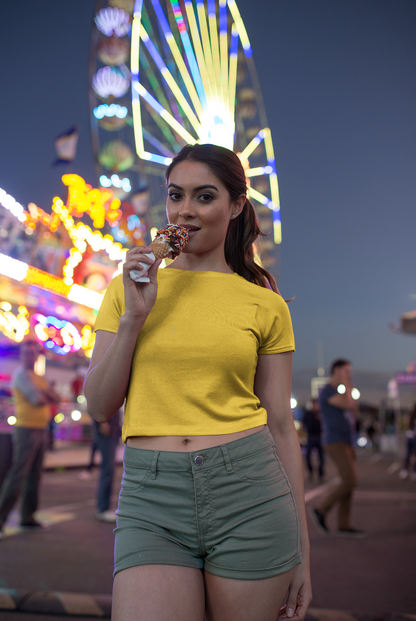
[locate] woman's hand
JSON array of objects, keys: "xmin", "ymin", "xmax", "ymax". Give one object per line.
[
  {"xmin": 122, "ymin": 246, "xmax": 163, "ymax": 322},
  {"xmin": 278, "ymin": 561, "xmax": 312, "ymax": 620}
]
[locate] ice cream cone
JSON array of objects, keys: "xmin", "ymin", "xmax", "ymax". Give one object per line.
[
  {"xmin": 129, "ymin": 224, "xmax": 189, "ymax": 283},
  {"xmin": 149, "ymin": 239, "xmax": 172, "ymax": 259}
]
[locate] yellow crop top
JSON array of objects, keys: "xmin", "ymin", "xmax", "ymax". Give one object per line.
[{"xmin": 94, "ymin": 269, "xmax": 295, "ymax": 442}]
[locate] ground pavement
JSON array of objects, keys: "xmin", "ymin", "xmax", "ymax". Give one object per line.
[{"xmin": 0, "ymin": 443, "xmax": 415, "ymax": 620}]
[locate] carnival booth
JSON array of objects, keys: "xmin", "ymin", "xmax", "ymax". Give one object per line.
[{"xmin": 0, "ymin": 174, "xmax": 150, "ymax": 441}]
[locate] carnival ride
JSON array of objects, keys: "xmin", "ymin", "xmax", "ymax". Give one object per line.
[
  {"xmin": 0, "ymin": 0, "xmax": 283, "ymax": 362},
  {"xmin": 90, "ymin": 0, "xmax": 282, "ymax": 268}
]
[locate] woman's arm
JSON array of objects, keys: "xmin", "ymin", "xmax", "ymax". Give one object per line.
[
  {"xmin": 254, "ymin": 351, "xmax": 312, "ymax": 620},
  {"xmin": 84, "ymin": 248, "xmax": 162, "ymax": 423}
]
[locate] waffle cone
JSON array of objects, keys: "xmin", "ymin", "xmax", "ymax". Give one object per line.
[{"xmin": 150, "ymin": 240, "xmax": 172, "ymax": 259}]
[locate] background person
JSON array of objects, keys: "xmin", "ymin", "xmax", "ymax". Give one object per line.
[
  {"xmin": 302, "ymin": 399, "xmax": 324, "ymax": 482},
  {"xmin": 311, "ymin": 359, "xmax": 365, "ymax": 538},
  {"xmin": 94, "ymin": 408, "xmax": 122, "ymax": 522},
  {"xmin": 84, "ymin": 144, "xmax": 312, "ymax": 621},
  {"xmin": 399, "ymin": 403, "xmax": 416, "ymax": 480},
  {"xmin": 0, "ymin": 340, "xmax": 59, "ymax": 539}
]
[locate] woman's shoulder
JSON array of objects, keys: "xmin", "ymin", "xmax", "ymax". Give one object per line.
[{"xmin": 233, "ymin": 274, "xmax": 289, "ymax": 308}]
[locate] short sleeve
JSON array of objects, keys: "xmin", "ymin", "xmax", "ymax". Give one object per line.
[
  {"xmin": 319, "ymin": 383, "xmax": 336, "ymax": 403},
  {"xmin": 94, "ymin": 275, "xmax": 125, "ymax": 334},
  {"xmin": 258, "ymin": 292, "xmax": 295, "ymax": 354}
]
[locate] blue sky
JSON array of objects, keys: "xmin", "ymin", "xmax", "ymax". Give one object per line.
[{"xmin": 0, "ymin": 1, "xmax": 415, "ymax": 396}]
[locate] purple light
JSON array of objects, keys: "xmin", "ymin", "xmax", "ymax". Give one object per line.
[
  {"xmin": 95, "ymin": 8, "xmax": 131, "ymax": 38},
  {"xmin": 92, "ymin": 67, "xmax": 130, "ymax": 99}
]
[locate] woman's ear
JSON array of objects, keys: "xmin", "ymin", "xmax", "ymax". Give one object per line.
[{"xmin": 231, "ymin": 194, "xmax": 246, "ymax": 218}]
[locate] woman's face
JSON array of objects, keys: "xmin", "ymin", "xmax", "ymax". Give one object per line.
[{"xmin": 166, "ymin": 160, "xmax": 245, "ymax": 256}]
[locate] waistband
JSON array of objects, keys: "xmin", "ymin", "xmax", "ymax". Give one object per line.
[{"xmin": 123, "ymin": 425, "xmax": 274, "ymax": 475}]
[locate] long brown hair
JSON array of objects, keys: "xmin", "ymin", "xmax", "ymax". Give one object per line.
[{"xmin": 165, "ymin": 144, "xmax": 281, "ymax": 294}]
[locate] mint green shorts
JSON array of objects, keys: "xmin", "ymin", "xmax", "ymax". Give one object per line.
[{"xmin": 114, "ymin": 426, "xmax": 301, "ymax": 580}]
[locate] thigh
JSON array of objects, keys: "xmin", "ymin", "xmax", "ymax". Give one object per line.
[
  {"xmin": 112, "ymin": 564, "xmax": 205, "ymax": 621},
  {"xmin": 325, "ymin": 443, "xmax": 355, "ymax": 484},
  {"xmin": 204, "ymin": 568, "xmax": 295, "ymax": 621}
]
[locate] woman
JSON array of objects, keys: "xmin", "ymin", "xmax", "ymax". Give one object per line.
[{"xmin": 84, "ymin": 144, "xmax": 312, "ymax": 621}]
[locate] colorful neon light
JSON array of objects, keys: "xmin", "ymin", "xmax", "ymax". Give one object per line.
[
  {"xmin": 93, "ymin": 104, "xmax": 128, "ymax": 119},
  {"xmin": 31, "ymin": 313, "xmax": 82, "ymax": 356},
  {"xmin": 95, "ymin": 7, "xmax": 131, "ymax": 38},
  {"xmin": 92, "ymin": 66, "xmax": 130, "ymax": 99},
  {"xmin": 0, "ymin": 303, "xmax": 30, "ymax": 343}
]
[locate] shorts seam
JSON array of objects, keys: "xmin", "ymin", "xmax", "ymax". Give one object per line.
[
  {"xmin": 114, "ymin": 558, "xmax": 203, "ymax": 577},
  {"xmin": 204, "ymin": 551, "xmax": 302, "ymax": 574}
]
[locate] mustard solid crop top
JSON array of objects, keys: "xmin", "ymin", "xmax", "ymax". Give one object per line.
[{"xmin": 94, "ymin": 269, "xmax": 295, "ymax": 442}]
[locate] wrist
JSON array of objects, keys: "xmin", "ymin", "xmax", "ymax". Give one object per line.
[{"xmin": 119, "ymin": 313, "xmax": 148, "ymax": 337}]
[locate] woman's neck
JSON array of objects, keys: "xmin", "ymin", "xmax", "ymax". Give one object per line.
[{"xmin": 168, "ymin": 250, "xmax": 233, "ymax": 273}]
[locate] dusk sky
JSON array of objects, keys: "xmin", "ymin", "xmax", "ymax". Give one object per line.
[{"xmin": 1, "ymin": 1, "xmax": 415, "ymax": 401}]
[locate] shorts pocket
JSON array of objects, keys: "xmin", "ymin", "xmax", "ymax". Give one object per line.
[
  {"xmin": 120, "ymin": 463, "xmax": 152, "ymax": 495},
  {"xmin": 231, "ymin": 446, "xmax": 286, "ymax": 484}
]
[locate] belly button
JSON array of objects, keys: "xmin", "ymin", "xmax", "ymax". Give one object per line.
[{"xmin": 183, "ymin": 438, "xmax": 190, "ymax": 446}]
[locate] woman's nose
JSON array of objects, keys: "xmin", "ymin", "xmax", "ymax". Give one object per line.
[{"xmin": 178, "ymin": 197, "xmax": 195, "ymax": 218}]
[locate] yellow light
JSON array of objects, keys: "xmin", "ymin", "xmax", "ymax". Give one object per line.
[
  {"xmin": 77, "ymin": 395, "xmax": 86, "ymax": 403},
  {"xmin": 228, "ymin": 24, "xmax": 238, "ymax": 115},
  {"xmin": 7, "ymin": 416, "xmax": 17, "ymax": 426},
  {"xmin": 185, "ymin": 1, "xmax": 211, "ymax": 100},
  {"xmin": 0, "ymin": 302, "xmax": 12, "ymax": 311},
  {"xmin": 54, "ymin": 413, "xmax": 65, "ymax": 424},
  {"xmin": 208, "ymin": 11, "xmax": 221, "ymax": 97},
  {"xmin": 197, "ymin": 2, "xmax": 217, "ymax": 100},
  {"xmin": 157, "ymin": 28, "xmax": 203, "ymax": 119},
  {"xmin": 227, "ymin": 0, "xmax": 252, "ymax": 52}
]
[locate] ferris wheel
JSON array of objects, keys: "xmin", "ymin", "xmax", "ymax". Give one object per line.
[{"xmin": 89, "ymin": 0, "xmax": 281, "ymax": 272}]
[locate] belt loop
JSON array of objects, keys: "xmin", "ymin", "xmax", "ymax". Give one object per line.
[
  {"xmin": 220, "ymin": 445, "xmax": 233, "ymax": 473},
  {"xmin": 150, "ymin": 451, "xmax": 159, "ymax": 480}
]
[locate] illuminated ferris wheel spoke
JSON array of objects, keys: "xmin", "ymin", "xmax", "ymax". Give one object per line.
[
  {"xmin": 151, "ymin": 0, "xmax": 203, "ymax": 119},
  {"xmin": 140, "ymin": 25, "xmax": 201, "ymax": 133},
  {"xmin": 170, "ymin": 0, "xmax": 207, "ymax": 109},
  {"xmin": 197, "ymin": 2, "xmax": 217, "ymax": 101},
  {"xmin": 228, "ymin": 24, "xmax": 238, "ymax": 118},
  {"xmin": 207, "ymin": 0, "xmax": 221, "ymax": 92},
  {"xmin": 219, "ymin": 0, "xmax": 228, "ymax": 106},
  {"xmin": 184, "ymin": 1, "xmax": 212, "ymax": 102}
]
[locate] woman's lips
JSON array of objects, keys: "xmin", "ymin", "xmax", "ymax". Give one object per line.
[{"xmin": 187, "ymin": 228, "xmax": 200, "ymax": 237}]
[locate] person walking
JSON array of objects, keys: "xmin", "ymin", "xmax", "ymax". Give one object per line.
[
  {"xmin": 399, "ymin": 403, "xmax": 416, "ymax": 480},
  {"xmin": 311, "ymin": 359, "xmax": 365, "ymax": 538},
  {"xmin": 84, "ymin": 144, "xmax": 312, "ymax": 621},
  {"xmin": 0, "ymin": 340, "xmax": 59, "ymax": 539},
  {"xmin": 302, "ymin": 400, "xmax": 324, "ymax": 482},
  {"xmin": 94, "ymin": 409, "xmax": 122, "ymax": 522}
]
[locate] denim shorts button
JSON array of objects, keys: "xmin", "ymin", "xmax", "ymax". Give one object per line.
[{"xmin": 194, "ymin": 455, "xmax": 204, "ymax": 465}]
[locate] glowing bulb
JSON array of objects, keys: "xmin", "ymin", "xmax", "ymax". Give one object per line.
[
  {"xmin": 54, "ymin": 413, "xmax": 65, "ymax": 424},
  {"xmin": 337, "ymin": 384, "xmax": 346, "ymax": 394},
  {"xmin": 77, "ymin": 395, "xmax": 86, "ymax": 403},
  {"xmin": 290, "ymin": 397, "xmax": 297, "ymax": 409},
  {"xmin": 7, "ymin": 416, "xmax": 17, "ymax": 426},
  {"xmin": 351, "ymin": 388, "xmax": 361, "ymax": 400},
  {"xmin": 71, "ymin": 410, "xmax": 82, "ymax": 421}
]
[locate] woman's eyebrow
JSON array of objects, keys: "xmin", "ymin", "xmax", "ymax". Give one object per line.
[{"xmin": 168, "ymin": 183, "xmax": 219, "ymax": 192}]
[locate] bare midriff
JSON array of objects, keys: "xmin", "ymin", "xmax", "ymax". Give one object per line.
[{"xmin": 126, "ymin": 424, "xmax": 266, "ymax": 452}]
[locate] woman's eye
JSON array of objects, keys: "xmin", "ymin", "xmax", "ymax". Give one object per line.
[
  {"xmin": 168, "ymin": 192, "xmax": 181, "ymax": 201},
  {"xmin": 198, "ymin": 193, "xmax": 213, "ymax": 202}
]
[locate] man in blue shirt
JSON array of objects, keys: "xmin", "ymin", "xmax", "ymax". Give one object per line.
[{"xmin": 311, "ymin": 359, "xmax": 365, "ymax": 538}]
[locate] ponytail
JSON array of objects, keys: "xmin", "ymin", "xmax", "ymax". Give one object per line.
[{"xmin": 224, "ymin": 198, "xmax": 281, "ymax": 295}]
